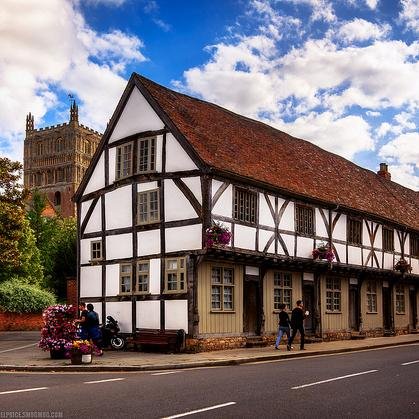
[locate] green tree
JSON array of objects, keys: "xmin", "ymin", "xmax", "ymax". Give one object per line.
[{"xmin": 0, "ymin": 158, "xmax": 27, "ymax": 281}]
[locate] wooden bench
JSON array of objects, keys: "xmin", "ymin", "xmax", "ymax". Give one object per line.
[{"xmin": 130, "ymin": 329, "xmax": 185, "ymax": 353}]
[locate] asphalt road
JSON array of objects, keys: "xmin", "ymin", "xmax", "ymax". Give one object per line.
[{"xmin": 0, "ymin": 344, "xmax": 418, "ymax": 418}]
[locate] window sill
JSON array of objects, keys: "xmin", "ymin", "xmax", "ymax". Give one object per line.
[
  {"xmin": 163, "ymin": 290, "xmax": 187, "ymax": 295},
  {"xmin": 366, "ymin": 311, "xmax": 378, "ymax": 314},
  {"xmin": 395, "ymin": 312, "xmax": 406, "ymax": 315},
  {"xmin": 210, "ymin": 310, "xmax": 235, "ymax": 314},
  {"xmin": 325, "ymin": 311, "xmax": 342, "ymax": 314}
]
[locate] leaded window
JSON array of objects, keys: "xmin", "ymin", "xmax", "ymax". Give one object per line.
[
  {"xmin": 273, "ymin": 272, "xmax": 292, "ymax": 310},
  {"xmin": 348, "ymin": 218, "xmax": 362, "ymax": 246},
  {"xmin": 410, "ymin": 234, "xmax": 419, "ymax": 257},
  {"xmin": 366, "ymin": 281, "xmax": 377, "ymax": 313},
  {"xmin": 382, "ymin": 227, "xmax": 394, "ymax": 252},
  {"xmin": 233, "ymin": 187, "xmax": 257, "ymax": 225},
  {"xmin": 326, "ymin": 278, "xmax": 341, "ymax": 312},
  {"xmin": 296, "ymin": 205, "xmax": 314, "ymax": 236},
  {"xmin": 116, "ymin": 142, "xmax": 133, "ymax": 179},
  {"xmin": 395, "ymin": 284, "xmax": 405, "ymax": 314},
  {"xmin": 211, "ymin": 267, "xmax": 234, "ymax": 311},
  {"xmin": 136, "ymin": 261, "xmax": 149, "ymax": 294},
  {"xmin": 137, "ymin": 189, "xmax": 160, "ymax": 225},
  {"xmin": 120, "ymin": 263, "xmax": 132, "ymax": 294},
  {"xmin": 165, "ymin": 258, "xmax": 186, "ymax": 293},
  {"xmin": 138, "ymin": 137, "xmax": 156, "ymax": 173},
  {"xmin": 90, "ymin": 240, "xmax": 102, "ymax": 261}
]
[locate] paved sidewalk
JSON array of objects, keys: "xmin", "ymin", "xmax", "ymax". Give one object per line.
[{"xmin": 0, "ymin": 332, "xmax": 418, "ymax": 372}]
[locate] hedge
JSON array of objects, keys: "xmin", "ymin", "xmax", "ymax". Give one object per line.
[{"xmin": 0, "ymin": 280, "xmax": 56, "ymax": 313}]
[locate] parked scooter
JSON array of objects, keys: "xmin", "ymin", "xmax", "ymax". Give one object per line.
[{"xmin": 100, "ymin": 316, "xmax": 126, "ymax": 350}]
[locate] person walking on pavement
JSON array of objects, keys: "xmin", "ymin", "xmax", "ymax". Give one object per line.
[
  {"xmin": 274, "ymin": 303, "xmax": 291, "ymax": 350},
  {"xmin": 76, "ymin": 302, "xmax": 89, "ymax": 340},
  {"xmin": 287, "ymin": 300, "xmax": 308, "ymax": 351}
]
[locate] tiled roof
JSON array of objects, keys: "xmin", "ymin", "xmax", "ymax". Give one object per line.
[{"xmin": 136, "ymin": 74, "xmax": 419, "ymax": 231}]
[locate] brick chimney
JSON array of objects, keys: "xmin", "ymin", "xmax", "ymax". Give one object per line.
[{"xmin": 377, "ymin": 163, "xmax": 391, "ymax": 180}]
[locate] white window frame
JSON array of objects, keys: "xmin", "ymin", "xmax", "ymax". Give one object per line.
[
  {"xmin": 90, "ymin": 240, "xmax": 102, "ymax": 262},
  {"xmin": 115, "ymin": 142, "xmax": 133, "ymax": 180},
  {"xmin": 136, "ymin": 260, "xmax": 150, "ymax": 294},
  {"xmin": 366, "ymin": 280, "xmax": 377, "ymax": 313},
  {"xmin": 138, "ymin": 137, "xmax": 156, "ymax": 173},
  {"xmin": 137, "ymin": 189, "xmax": 160, "ymax": 225},
  {"xmin": 395, "ymin": 284, "xmax": 405, "ymax": 314},
  {"xmin": 119, "ymin": 263, "xmax": 132, "ymax": 295},
  {"xmin": 273, "ymin": 272, "xmax": 292, "ymax": 310},
  {"xmin": 164, "ymin": 258, "xmax": 187, "ymax": 294},
  {"xmin": 326, "ymin": 278, "xmax": 341, "ymax": 312},
  {"xmin": 211, "ymin": 266, "xmax": 235, "ymax": 312}
]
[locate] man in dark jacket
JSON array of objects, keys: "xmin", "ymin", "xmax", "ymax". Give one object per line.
[{"xmin": 287, "ymin": 300, "xmax": 308, "ymax": 351}]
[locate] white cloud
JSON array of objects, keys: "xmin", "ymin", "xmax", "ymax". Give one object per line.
[
  {"xmin": 376, "ymin": 111, "xmax": 416, "ymax": 137},
  {"xmin": 387, "ymin": 164, "xmax": 419, "ymax": 191},
  {"xmin": 153, "ymin": 19, "xmax": 171, "ymax": 32},
  {"xmin": 0, "ymin": 0, "xmax": 145, "ymax": 162},
  {"xmin": 286, "ymin": 0, "xmax": 336, "ymax": 22},
  {"xmin": 273, "ymin": 112, "xmax": 374, "ymax": 159},
  {"xmin": 399, "ymin": 0, "xmax": 419, "ymax": 33},
  {"xmin": 337, "ymin": 18, "xmax": 390, "ymax": 42},
  {"xmin": 379, "ymin": 132, "xmax": 419, "ymax": 166},
  {"xmin": 366, "ymin": 0, "xmax": 379, "ymax": 9},
  {"xmin": 82, "ymin": 0, "xmax": 126, "ymax": 6}
]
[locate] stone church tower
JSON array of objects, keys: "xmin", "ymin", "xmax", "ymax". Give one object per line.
[{"xmin": 23, "ymin": 101, "xmax": 101, "ymax": 217}]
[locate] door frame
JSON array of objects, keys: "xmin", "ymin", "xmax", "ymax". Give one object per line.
[{"xmin": 243, "ymin": 275, "xmax": 261, "ymax": 335}]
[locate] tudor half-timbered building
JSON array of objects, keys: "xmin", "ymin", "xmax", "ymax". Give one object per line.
[{"xmin": 74, "ymin": 73, "xmax": 419, "ymax": 351}]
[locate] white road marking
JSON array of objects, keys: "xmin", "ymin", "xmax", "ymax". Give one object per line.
[
  {"xmin": 0, "ymin": 387, "xmax": 48, "ymax": 395},
  {"xmin": 0, "ymin": 343, "xmax": 38, "ymax": 354},
  {"xmin": 401, "ymin": 360, "xmax": 419, "ymax": 366},
  {"xmin": 152, "ymin": 371, "xmax": 179, "ymax": 376},
  {"xmin": 162, "ymin": 402, "xmax": 236, "ymax": 419},
  {"xmin": 291, "ymin": 370, "xmax": 378, "ymax": 389},
  {"xmin": 84, "ymin": 378, "xmax": 125, "ymax": 384}
]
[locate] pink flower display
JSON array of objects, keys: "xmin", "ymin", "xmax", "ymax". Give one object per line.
[
  {"xmin": 312, "ymin": 243, "xmax": 335, "ymax": 262},
  {"xmin": 205, "ymin": 222, "xmax": 232, "ymax": 248}
]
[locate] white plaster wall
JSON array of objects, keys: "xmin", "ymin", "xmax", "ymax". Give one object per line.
[
  {"xmin": 84, "ymin": 199, "xmax": 102, "ymax": 234},
  {"xmin": 375, "ymin": 225, "xmax": 382, "ymax": 249},
  {"xmin": 315, "ymin": 208, "xmax": 328, "ymax": 238},
  {"xmin": 80, "ymin": 239, "xmax": 99, "ymax": 264},
  {"xmin": 279, "ymin": 200, "xmax": 294, "ymax": 231},
  {"xmin": 212, "ymin": 182, "xmax": 232, "ymax": 218},
  {"xmin": 149, "ymin": 259, "xmax": 161, "ymax": 294},
  {"xmin": 155, "ymin": 135, "xmax": 163, "ymax": 173},
  {"xmin": 106, "ymin": 233, "xmax": 132, "ymax": 260},
  {"xmin": 138, "ymin": 229, "xmax": 161, "ymax": 256},
  {"xmin": 334, "ymin": 243, "xmax": 346, "ymax": 264},
  {"xmin": 258, "ymin": 229, "xmax": 273, "ymax": 253},
  {"xmin": 333, "ymin": 213, "xmax": 346, "ymax": 242},
  {"xmin": 363, "ymin": 221, "xmax": 372, "ymax": 247},
  {"xmin": 109, "ymin": 87, "xmax": 164, "ymax": 143},
  {"xmin": 182, "ymin": 177, "xmax": 202, "ymax": 204},
  {"xmin": 165, "ymin": 224, "xmax": 202, "ymax": 252},
  {"xmin": 259, "ymin": 194, "xmax": 274, "ymax": 227},
  {"xmin": 106, "ymin": 302, "xmax": 132, "ymax": 333},
  {"xmin": 363, "ymin": 249, "xmax": 371, "ymax": 267},
  {"xmin": 411, "ymin": 258, "xmax": 419, "ymax": 275},
  {"xmin": 383, "ymin": 253, "xmax": 393, "ymax": 270},
  {"xmin": 105, "ymin": 185, "xmax": 132, "ymax": 230},
  {"xmin": 80, "ymin": 266, "xmax": 102, "ymax": 298},
  {"xmin": 84, "ymin": 153, "xmax": 105, "ymax": 196},
  {"xmin": 165, "ymin": 179, "xmax": 198, "ymax": 221},
  {"xmin": 395, "ymin": 231, "xmax": 402, "ymax": 253},
  {"xmin": 81, "ymin": 200, "xmax": 93, "ymax": 226},
  {"xmin": 137, "ymin": 301, "xmax": 160, "ymax": 329},
  {"xmin": 138, "ymin": 181, "xmax": 158, "ymax": 192},
  {"xmin": 108, "ymin": 147, "xmax": 116, "ymax": 185},
  {"xmin": 234, "ymin": 225, "xmax": 256, "ymax": 250},
  {"xmin": 106, "ymin": 264, "xmax": 120, "ymax": 297},
  {"xmin": 282, "ymin": 234, "xmax": 295, "ymax": 257},
  {"xmin": 348, "ymin": 246, "xmax": 362, "ymax": 266},
  {"xmin": 166, "ymin": 133, "xmax": 198, "ymax": 171},
  {"xmin": 296, "ymin": 237, "xmax": 313, "ymax": 259},
  {"xmin": 406, "ymin": 234, "xmax": 411, "ymax": 255},
  {"xmin": 165, "ymin": 300, "xmax": 188, "ymax": 331}
]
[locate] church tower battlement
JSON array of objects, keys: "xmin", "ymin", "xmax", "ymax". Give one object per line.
[{"xmin": 23, "ymin": 101, "xmax": 102, "ymax": 217}]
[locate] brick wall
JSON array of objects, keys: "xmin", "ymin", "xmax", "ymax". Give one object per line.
[
  {"xmin": 0, "ymin": 312, "xmax": 43, "ymax": 331},
  {"xmin": 66, "ymin": 277, "xmax": 77, "ymax": 306}
]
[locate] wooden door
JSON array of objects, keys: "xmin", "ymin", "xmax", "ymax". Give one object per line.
[
  {"xmin": 382, "ymin": 286, "xmax": 392, "ymax": 331},
  {"xmin": 243, "ymin": 280, "xmax": 259, "ymax": 335},
  {"xmin": 303, "ymin": 284, "xmax": 314, "ymax": 333},
  {"xmin": 349, "ymin": 286, "xmax": 359, "ymax": 331},
  {"xmin": 409, "ymin": 289, "xmax": 417, "ymax": 330}
]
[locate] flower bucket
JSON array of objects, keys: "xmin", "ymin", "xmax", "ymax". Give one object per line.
[
  {"xmin": 50, "ymin": 349, "xmax": 66, "ymax": 359},
  {"xmin": 82, "ymin": 354, "xmax": 92, "ymax": 364}
]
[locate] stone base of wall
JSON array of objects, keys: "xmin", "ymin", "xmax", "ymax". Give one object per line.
[
  {"xmin": 362, "ymin": 328, "xmax": 384, "ymax": 338},
  {"xmin": 186, "ymin": 336, "xmax": 247, "ymax": 352},
  {"xmin": 321, "ymin": 331, "xmax": 352, "ymax": 341},
  {"xmin": 394, "ymin": 327, "xmax": 409, "ymax": 336},
  {"xmin": 0, "ymin": 312, "xmax": 43, "ymax": 331}
]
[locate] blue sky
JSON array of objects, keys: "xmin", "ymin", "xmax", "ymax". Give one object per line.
[{"xmin": 1, "ymin": 0, "xmax": 418, "ymax": 189}]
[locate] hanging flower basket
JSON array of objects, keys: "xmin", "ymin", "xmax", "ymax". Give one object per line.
[
  {"xmin": 312, "ymin": 243, "xmax": 335, "ymax": 262},
  {"xmin": 394, "ymin": 258, "xmax": 412, "ymax": 273},
  {"xmin": 205, "ymin": 222, "xmax": 232, "ymax": 248}
]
